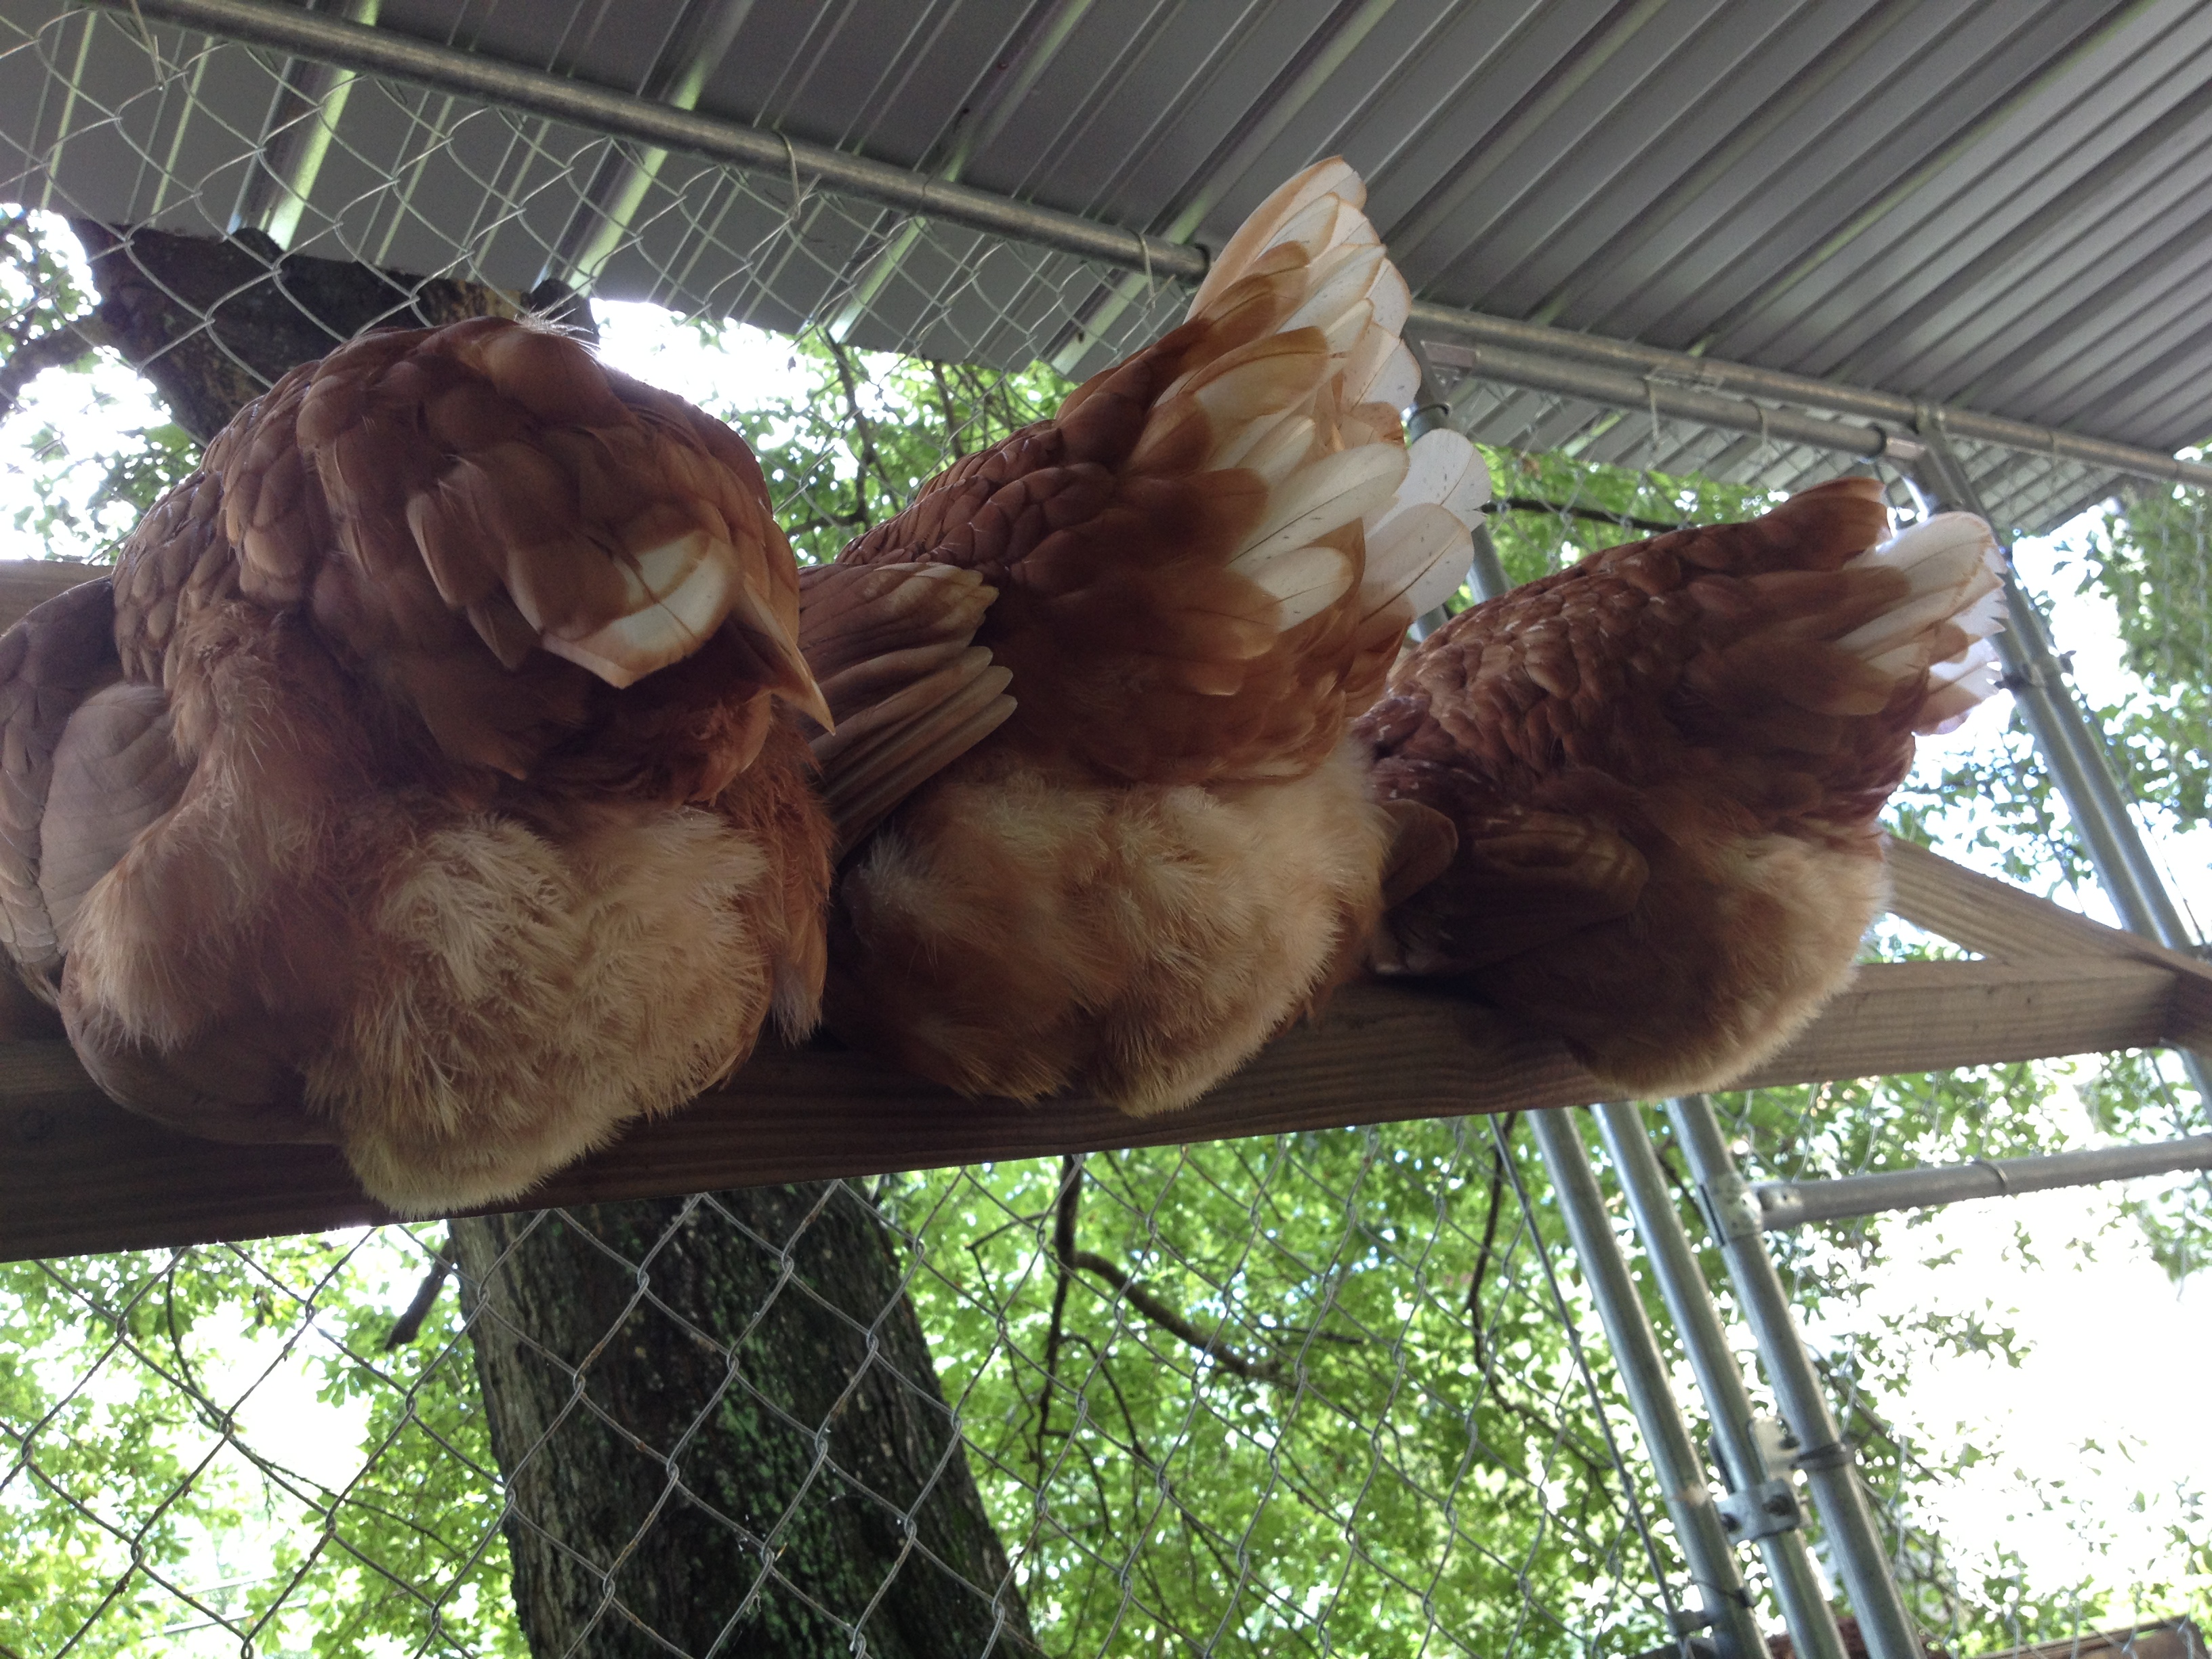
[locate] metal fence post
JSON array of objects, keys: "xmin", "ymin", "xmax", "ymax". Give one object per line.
[
  {"xmin": 1752, "ymin": 1134, "xmax": 2212, "ymax": 1227},
  {"xmin": 1528, "ymin": 1107, "xmax": 1768, "ymax": 1659},
  {"xmin": 1407, "ymin": 345, "xmax": 1510, "ymax": 630},
  {"xmin": 1908, "ymin": 421, "xmax": 2211, "ymax": 1105},
  {"xmin": 1594, "ymin": 1101, "xmax": 1849, "ymax": 1659},
  {"xmin": 1664, "ymin": 1095, "xmax": 1924, "ymax": 1659}
]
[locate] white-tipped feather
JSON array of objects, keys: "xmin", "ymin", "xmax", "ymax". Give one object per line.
[
  {"xmin": 1187, "ymin": 349, "xmax": 1330, "ymax": 436},
  {"xmin": 1190, "ymin": 161, "xmax": 1364, "ymax": 314},
  {"xmin": 1210, "ymin": 406, "xmax": 1307, "ymax": 471},
  {"xmin": 1285, "ymin": 245, "xmax": 1387, "ymax": 336},
  {"xmin": 1186, "ymin": 157, "xmax": 1488, "ymax": 641},
  {"xmin": 1239, "ymin": 415, "xmax": 1319, "ymax": 487},
  {"xmin": 1356, "ymin": 430, "xmax": 1490, "ymax": 621},
  {"xmin": 1861, "ymin": 640, "xmax": 1928, "ymax": 679},
  {"xmin": 1328, "ymin": 199, "xmax": 1379, "ymax": 251},
  {"xmin": 1831, "ymin": 509, "xmax": 2006, "ymax": 731},
  {"xmin": 542, "ymin": 534, "xmax": 735, "ymax": 688},
  {"xmin": 1252, "ymin": 545, "xmax": 1357, "ymax": 628},
  {"xmin": 1355, "ymin": 340, "xmax": 1420, "ymax": 411},
  {"xmin": 1363, "ymin": 504, "xmax": 1468, "ymax": 618},
  {"xmin": 1839, "ymin": 585, "xmax": 1982, "ymax": 659},
  {"xmin": 1317, "ymin": 298, "xmax": 1375, "ymax": 357},
  {"xmin": 1381, "ymin": 429, "xmax": 1490, "ymax": 533},
  {"xmin": 1848, "ymin": 511, "xmax": 1994, "ymax": 573},
  {"xmin": 1929, "ymin": 636, "xmax": 1999, "ymax": 684},
  {"xmin": 1921, "ymin": 662, "xmax": 2005, "ymax": 731},
  {"xmin": 1366, "ymin": 261, "xmax": 1410, "ymax": 337},
  {"xmin": 1951, "ymin": 585, "xmax": 2007, "ymax": 641},
  {"xmin": 1231, "ymin": 445, "xmax": 1406, "ymax": 575},
  {"xmin": 1339, "ymin": 328, "xmax": 1395, "ymax": 409}
]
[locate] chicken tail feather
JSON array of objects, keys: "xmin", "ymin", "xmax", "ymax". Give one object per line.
[
  {"xmin": 274, "ymin": 318, "xmax": 832, "ymax": 750},
  {"xmin": 1836, "ymin": 512, "xmax": 2007, "ymax": 733},
  {"xmin": 797, "ymin": 562, "xmax": 1016, "ymax": 851}
]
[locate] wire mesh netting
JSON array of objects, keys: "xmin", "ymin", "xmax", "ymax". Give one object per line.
[
  {"xmin": 7, "ymin": 1128, "xmax": 1707, "ymax": 1656},
  {"xmin": 1, "ymin": 3, "xmax": 2208, "ymax": 1657},
  {"xmin": 0, "ymin": 0, "xmax": 1189, "ymax": 382}
]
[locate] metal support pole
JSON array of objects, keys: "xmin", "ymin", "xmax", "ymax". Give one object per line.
[
  {"xmin": 1595, "ymin": 1103, "xmax": 1849, "ymax": 1659},
  {"xmin": 1406, "ymin": 344, "xmax": 1510, "ymax": 634},
  {"xmin": 1753, "ymin": 1133, "xmax": 2212, "ymax": 1229},
  {"xmin": 75, "ymin": 0, "xmax": 2212, "ymax": 497},
  {"xmin": 1664, "ymin": 1095, "xmax": 1925, "ymax": 1659},
  {"xmin": 229, "ymin": 0, "xmax": 380, "ymax": 246},
  {"xmin": 1528, "ymin": 1108, "xmax": 1767, "ymax": 1659},
  {"xmin": 1909, "ymin": 419, "xmax": 2211, "ymax": 1105}
]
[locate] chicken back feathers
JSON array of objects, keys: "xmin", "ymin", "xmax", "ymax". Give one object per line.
[
  {"xmin": 813, "ymin": 159, "xmax": 1487, "ymax": 1114},
  {"xmin": 1358, "ymin": 476, "xmax": 2005, "ymax": 1092},
  {"xmin": 0, "ymin": 317, "xmax": 834, "ymax": 1214}
]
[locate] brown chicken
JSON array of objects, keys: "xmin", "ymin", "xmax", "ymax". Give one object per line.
[
  {"xmin": 802, "ymin": 159, "xmax": 1485, "ymax": 1113},
  {"xmin": 1357, "ymin": 478, "xmax": 2005, "ymax": 1092},
  {"xmin": 0, "ymin": 316, "xmax": 836, "ymax": 1214}
]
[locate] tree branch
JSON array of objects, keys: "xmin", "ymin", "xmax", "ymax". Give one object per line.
[
  {"xmin": 1062, "ymin": 1248, "xmax": 1283, "ymax": 1384},
  {"xmin": 1035, "ymin": 1153, "xmax": 1082, "ymax": 1467},
  {"xmin": 1467, "ymin": 1112, "xmax": 1518, "ymax": 1364},
  {"xmin": 1490, "ymin": 495, "xmax": 1686, "ymax": 535},
  {"xmin": 382, "ymin": 1234, "xmax": 457, "ymax": 1350}
]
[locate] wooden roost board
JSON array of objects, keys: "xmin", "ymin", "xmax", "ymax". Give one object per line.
[{"xmin": 1, "ymin": 562, "xmax": 2207, "ymax": 1262}]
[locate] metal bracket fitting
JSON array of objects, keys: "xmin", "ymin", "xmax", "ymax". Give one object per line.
[
  {"xmin": 1696, "ymin": 1169, "xmax": 1765, "ymax": 1243},
  {"xmin": 1793, "ymin": 1439, "xmax": 1852, "ymax": 1475},
  {"xmin": 1873, "ymin": 427, "xmax": 1926, "ymax": 467},
  {"xmin": 1716, "ymin": 1476, "xmax": 1803, "ymax": 1542}
]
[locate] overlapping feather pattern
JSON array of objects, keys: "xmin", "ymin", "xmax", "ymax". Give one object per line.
[{"xmin": 811, "ymin": 159, "xmax": 1487, "ymax": 1114}]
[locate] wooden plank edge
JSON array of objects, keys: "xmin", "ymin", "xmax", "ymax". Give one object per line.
[
  {"xmin": 1885, "ymin": 835, "xmax": 2212, "ymax": 981},
  {"xmin": 0, "ymin": 560, "xmax": 110, "ymax": 629},
  {"xmin": 1883, "ymin": 836, "xmax": 2212, "ymax": 1057},
  {"xmin": 0, "ymin": 959, "xmax": 2181, "ymax": 1263}
]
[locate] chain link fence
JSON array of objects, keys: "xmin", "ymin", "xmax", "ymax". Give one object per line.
[
  {"xmin": 1, "ymin": 3, "xmax": 2207, "ymax": 1656},
  {"xmin": 7, "ymin": 1129, "xmax": 1702, "ymax": 1656}
]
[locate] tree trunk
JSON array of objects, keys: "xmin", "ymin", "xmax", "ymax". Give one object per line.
[
  {"xmin": 67, "ymin": 221, "xmax": 575, "ymax": 443},
  {"xmin": 453, "ymin": 1191, "xmax": 1037, "ymax": 1657},
  {"xmin": 63, "ymin": 222, "xmax": 1036, "ymax": 1659}
]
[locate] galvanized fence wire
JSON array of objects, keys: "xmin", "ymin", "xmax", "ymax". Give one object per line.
[
  {"xmin": 5, "ymin": 1129, "xmax": 1690, "ymax": 1656},
  {"xmin": 0, "ymin": 3, "xmax": 2207, "ymax": 1656},
  {"xmin": 0, "ymin": 2, "xmax": 1189, "ymax": 378}
]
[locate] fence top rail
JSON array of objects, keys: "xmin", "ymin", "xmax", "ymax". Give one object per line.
[
  {"xmin": 77, "ymin": 0, "xmax": 2212, "ymax": 495},
  {"xmin": 1753, "ymin": 1134, "xmax": 2212, "ymax": 1229}
]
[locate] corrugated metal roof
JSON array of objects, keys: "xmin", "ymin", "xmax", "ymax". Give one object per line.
[{"xmin": 1, "ymin": 0, "xmax": 2207, "ymax": 532}]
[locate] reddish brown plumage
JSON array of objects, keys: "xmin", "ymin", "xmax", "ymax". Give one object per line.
[
  {"xmin": 811, "ymin": 159, "xmax": 1483, "ymax": 1114},
  {"xmin": 1359, "ymin": 476, "xmax": 2003, "ymax": 1091},
  {"xmin": 839, "ymin": 314, "xmax": 1367, "ymax": 784},
  {"xmin": 0, "ymin": 317, "xmax": 834, "ymax": 1212}
]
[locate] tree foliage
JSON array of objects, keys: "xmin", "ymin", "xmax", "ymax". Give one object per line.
[
  {"xmin": 665, "ymin": 319, "xmax": 1073, "ymax": 565},
  {"xmin": 2081, "ymin": 478, "xmax": 2212, "ymax": 830},
  {"xmin": 0, "ymin": 210, "xmax": 198, "ymax": 561},
  {"xmin": 1, "ymin": 1233, "xmax": 519, "ymax": 1658},
  {"xmin": 890, "ymin": 1126, "xmax": 1671, "ymax": 1659}
]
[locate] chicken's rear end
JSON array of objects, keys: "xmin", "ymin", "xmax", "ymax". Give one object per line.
[
  {"xmin": 0, "ymin": 318, "xmax": 834, "ymax": 1214},
  {"xmin": 808, "ymin": 160, "xmax": 1485, "ymax": 1114},
  {"xmin": 1358, "ymin": 476, "xmax": 2005, "ymax": 1092}
]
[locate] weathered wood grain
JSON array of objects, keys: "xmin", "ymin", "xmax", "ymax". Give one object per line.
[
  {"xmin": 1885, "ymin": 836, "xmax": 2212, "ymax": 1053},
  {"xmin": 0, "ymin": 559, "xmax": 106, "ymax": 631},
  {"xmin": 0, "ymin": 959, "xmax": 2186, "ymax": 1262}
]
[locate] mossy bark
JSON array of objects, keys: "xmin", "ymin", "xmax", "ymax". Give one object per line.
[{"xmin": 453, "ymin": 1192, "xmax": 1036, "ymax": 1657}]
